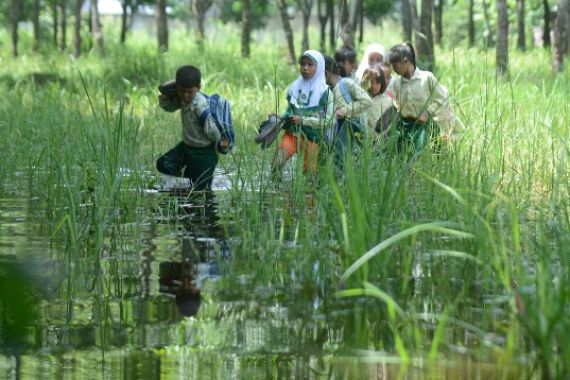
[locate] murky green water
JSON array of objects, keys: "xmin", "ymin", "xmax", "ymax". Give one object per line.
[{"xmin": 0, "ymin": 180, "xmax": 529, "ymax": 379}]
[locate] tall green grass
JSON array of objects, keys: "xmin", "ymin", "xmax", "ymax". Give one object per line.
[{"xmin": 1, "ymin": 23, "xmax": 570, "ymax": 378}]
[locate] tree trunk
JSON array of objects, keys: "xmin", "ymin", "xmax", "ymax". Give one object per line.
[
  {"xmin": 359, "ymin": 0, "xmax": 363, "ymax": 43},
  {"xmin": 350, "ymin": 0, "xmax": 361, "ymax": 35},
  {"xmin": 53, "ymin": 0, "xmax": 58, "ymax": 47},
  {"xmin": 339, "ymin": 0, "xmax": 353, "ymax": 46},
  {"xmin": 482, "ymin": 0, "xmax": 494, "ymax": 47},
  {"xmin": 543, "ymin": 0, "xmax": 551, "ymax": 46},
  {"xmin": 317, "ymin": 0, "xmax": 329, "ymax": 51},
  {"xmin": 60, "ymin": 0, "xmax": 67, "ymax": 51},
  {"xmin": 516, "ymin": 0, "xmax": 526, "ymax": 50},
  {"xmin": 241, "ymin": 0, "xmax": 250, "ymax": 57},
  {"xmin": 120, "ymin": 0, "xmax": 130, "ymax": 44},
  {"xmin": 328, "ymin": 0, "xmax": 335, "ymax": 50},
  {"xmin": 156, "ymin": 0, "xmax": 168, "ymax": 51},
  {"xmin": 402, "ymin": 0, "xmax": 413, "ymax": 41},
  {"xmin": 74, "ymin": 0, "xmax": 83, "ymax": 56},
  {"xmin": 434, "ymin": 0, "xmax": 443, "ymax": 45},
  {"xmin": 90, "ymin": 0, "xmax": 105, "ymax": 54},
  {"xmin": 496, "ymin": 0, "xmax": 509, "ymax": 76},
  {"xmin": 11, "ymin": 0, "xmax": 20, "ymax": 57},
  {"xmin": 552, "ymin": 0, "xmax": 568, "ymax": 72},
  {"xmin": 468, "ymin": 0, "xmax": 474, "ymax": 46},
  {"xmin": 297, "ymin": 0, "xmax": 314, "ymax": 53},
  {"xmin": 410, "ymin": 0, "xmax": 419, "ymax": 35},
  {"xmin": 191, "ymin": 0, "xmax": 212, "ymax": 48},
  {"xmin": 277, "ymin": 0, "xmax": 296, "ymax": 64},
  {"xmin": 33, "ymin": 0, "xmax": 40, "ymax": 51},
  {"xmin": 417, "ymin": 0, "xmax": 434, "ymax": 70}
]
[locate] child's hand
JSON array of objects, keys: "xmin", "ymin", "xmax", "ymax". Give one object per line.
[
  {"xmin": 336, "ymin": 108, "xmax": 347, "ymax": 119},
  {"xmin": 418, "ymin": 113, "xmax": 428, "ymax": 123},
  {"xmin": 159, "ymin": 93, "xmax": 170, "ymax": 100},
  {"xmin": 289, "ymin": 115, "xmax": 302, "ymax": 124},
  {"xmin": 219, "ymin": 139, "xmax": 229, "ymax": 149}
]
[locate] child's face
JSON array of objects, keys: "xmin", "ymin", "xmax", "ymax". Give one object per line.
[
  {"xmin": 391, "ymin": 59, "xmax": 408, "ymax": 76},
  {"xmin": 368, "ymin": 76, "xmax": 382, "ymax": 96},
  {"xmin": 381, "ymin": 66, "xmax": 392, "ymax": 86},
  {"xmin": 176, "ymin": 84, "xmax": 200, "ymax": 105},
  {"xmin": 299, "ymin": 57, "xmax": 317, "ymax": 80},
  {"xmin": 368, "ymin": 52, "xmax": 384, "ymax": 66},
  {"xmin": 341, "ymin": 60, "xmax": 356, "ymax": 76}
]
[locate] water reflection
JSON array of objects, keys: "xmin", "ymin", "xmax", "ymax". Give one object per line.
[{"xmin": 157, "ymin": 191, "xmax": 229, "ymax": 318}]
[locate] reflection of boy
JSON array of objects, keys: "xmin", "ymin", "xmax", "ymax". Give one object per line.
[
  {"xmin": 159, "ymin": 262, "xmax": 202, "ymax": 317},
  {"xmin": 156, "ymin": 65, "xmax": 222, "ymax": 191}
]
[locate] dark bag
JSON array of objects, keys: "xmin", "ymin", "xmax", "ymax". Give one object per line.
[
  {"xmin": 158, "ymin": 80, "xmax": 178, "ymax": 98},
  {"xmin": 255, "ymin": 114, "xmax": 284, "ymax": 149}
]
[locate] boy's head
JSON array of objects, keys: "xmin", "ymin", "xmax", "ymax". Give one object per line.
[
  {"xmin": 334, "ymin": 45, "xmax": 357, "ymax": 77},
  {"xmin": 175, "ymin": 65, "xmax": 201, "ymax": 104},
  {"xmin": 323, "ymin": 54, "xmax": 340, "ymax": 85}
]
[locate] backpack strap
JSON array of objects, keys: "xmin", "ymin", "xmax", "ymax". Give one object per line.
[
  {"xmin": 338, "ymin": 78, "xmax": 353, "ymax": 104},
  {"xmin": 198, "ymin": 92, "xmax": 212, "ymax": 127}
]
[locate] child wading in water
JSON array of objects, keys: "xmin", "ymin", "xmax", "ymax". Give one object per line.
[
  {"xmin": 323, "ymin": 55, "xmax": 371, "ymax": 168},
  {"xmin": 272, "ymin": 50, "xmax": 333, "ymax": 181},
  {"xmin": 156, "ymin": 65, "xmax": 226, "ymax": 191},
  {"xmin": 388, "ymin": 42, "xmax": 459, "ymax": 153}
]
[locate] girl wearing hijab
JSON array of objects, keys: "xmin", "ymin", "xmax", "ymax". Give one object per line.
[
  {"xmin": 355, "ymin": 43, "xmax": 387, "ymax": 83},
  {"xmin": 272, "ymin": 50, "xmax": 333, "ymax": 178}
]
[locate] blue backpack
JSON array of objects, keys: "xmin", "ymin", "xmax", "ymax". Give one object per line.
[{"xmin": 199, "ymin": 93, "xmax": 235, "ymax": 154}]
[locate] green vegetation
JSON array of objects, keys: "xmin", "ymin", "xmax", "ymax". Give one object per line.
[{"xmin": 1, "ymin": 23, "xmax": 569, "ymax": 379}]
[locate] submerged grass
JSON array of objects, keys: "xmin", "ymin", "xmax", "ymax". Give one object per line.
[{"xmin": 1, "ymin": 24, "xmax": 570, "ymax": 378}]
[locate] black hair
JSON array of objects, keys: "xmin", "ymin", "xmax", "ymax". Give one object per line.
[
  {"xmin": 363, "ymin": 64, "xmax": 387, "ymax": 95},
  {"xmin": 388, "ymin": 42, "xmax": 416, "ymax": 68},
  {"xmin": 334, "ymin": 45, "xmax": 357, "ymax": 64},
  {"xmin": 323, "ymin": 54, "xmax": 340, "ymax": 76},
  {"xmin": 175, "ymin": 65, "xmax": 201, "ymax": 88}
]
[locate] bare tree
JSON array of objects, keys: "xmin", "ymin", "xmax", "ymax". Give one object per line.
[
  {"xmin": 516, "ymin": 0, "xmax": 526, "ymax": 50},
  {"xmin": 328, "ymin": 0, "xmax": 335, "ymax": 50},
  {"xmin": 482, "ymin": 0, "xmax": 494, "ymax": 46},
  {"xmin": 468, "ymin": 0, "xmax": 474, "ymax": 47},
  {"xmin": 434, "ymin": 0, "xmax": 443, "ymax": 44},
  {"xmin": 60, "ymin": 0, "xmax": 67, "ymax": 51},
  {"xmin": 241, "ymin": 0, "xmax": 250, "ymax": 57},
  {"xmin": 157, "ymin": 0, "xmax": 168, "ymax": 51},
  {"xmin": 552, "ymin": 0, "xmax": 568, "ymax": 72},
  {"xmin": 53, "ymin": 0, "xmax": 58, "ymax": 47},
  {"xmin": 297, "ymin": 0, "xmax": 314, "ymax": 53},
  {"xmin": 90, "ymin": 0, "xmax": 105, "ymax": 54},
  {"xmin": 496, "ymin": 0, "xmax": 509, "ymax": 76},
  {"xmin": 417, "ymin": 0, "xmax": 434, "ymax": 70},
  {"xmin": 120, "ymin": 0, "xmax": 131, "ymax": 44},
  {"xmin": 350, "ymin": 0, "xmax": 362, "ymax": 42},
  {"xmin": 339, "ymin": 0, "xmax": 353, "ymax": 46},
  {"xmin": 543, "ymin": 0, "xmax": 551, "ymax": 46},
  {"xmin": 191, "ymin": 0, "xmax": 212, "ymax": 47},
  {"xmin": 33, "ymin": 0, "xmax": 40, "ymax": 51},
  {"xmin": 11, "ymin": 0, "xmax": 20, "ymax": 57},
  {"xmin": 74, "ymin": 0, "xmax": 83, "ymax": 56},
  {"xmin": 402, "ymin": 0, "xmax": 413, "ymax": 41},
  {"xmin": 317, "ymin": 0, "xmax": 329, "ymax": 51},
  {"xmin": 277, "ymin": 0, "xmax": 296, "ymax": 64}
]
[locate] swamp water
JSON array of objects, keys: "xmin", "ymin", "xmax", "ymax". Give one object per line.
[{"xmin": 0, "ymin": 171, "xmax": 529, "ymax": 379}]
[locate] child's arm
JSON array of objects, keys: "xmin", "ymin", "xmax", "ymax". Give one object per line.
[
  {"xmin": 338, "ymin": 79, "xmax": 372, "ymax": 119},
  {"xmin": 159, "ymin": 94, "xmax": 181, "ymax": 112},
  {"xmin": 300, "ymin": 90, "xmax": 333, "ymax": 129},
  {"xmin": 195, "ymin": 97, "xmax": 222, "ymax": 142}
]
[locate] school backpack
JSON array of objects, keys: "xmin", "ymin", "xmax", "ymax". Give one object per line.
[
  {"xmin": 338, "ymin": 78, "xmax": 366, "ymax": 134},
  {"xmin": 199, "ymin": 93, "xmax": 235, "ymax": 154}
]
